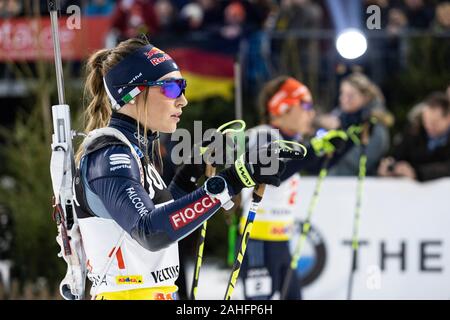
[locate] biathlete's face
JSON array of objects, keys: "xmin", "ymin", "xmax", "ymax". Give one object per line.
[{"xmin": 138, "ymin": 71, "xmax": 188, "ymax": 133}]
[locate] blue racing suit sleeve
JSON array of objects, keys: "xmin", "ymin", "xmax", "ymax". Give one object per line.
[
  {"xmin": 86, "ymin": 145, "xmax": 222, "ymax": 252},
  {"xmin": 168, "ymin": 180, "xmax": 189, "ymax": 200}
]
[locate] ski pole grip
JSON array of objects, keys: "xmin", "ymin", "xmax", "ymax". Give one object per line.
[
  {"xmin": 47, "ymin": 0, "xmax": 60, "ymax": 11},
  {"xmin": 252, "ymin": 184, "xmax": 266, "ymax": 203},
  {"xmin": 205, "ymin": 164, "xmax": 216, "ymax": 178}
]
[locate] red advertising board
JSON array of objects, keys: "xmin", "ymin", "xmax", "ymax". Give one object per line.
[{"xmin": 0, "ymin": 17, "xmax": 111, "ymax": 61}]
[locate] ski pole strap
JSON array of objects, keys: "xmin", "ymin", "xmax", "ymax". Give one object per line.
[
  {"xmin": 217, "ymin": 119, "xmax": 246, "ymax": 134},
  {"xmin": 234, "ymin": 154, "xmax": 256, "ymax": 188},
  {"xmin": 347, "ymin": 125, "xmax": 363, "ymax": 145},
  {"xmin": 347, "ymin": 121, "xmax": 372, "ymax": 146},
  {"xmin": 218, "ymin": 119, "xmax": 246, "ymax": 164},
  {"xmin": 272, "ymin": 140, "xmax": 308, "ymax": 159}
]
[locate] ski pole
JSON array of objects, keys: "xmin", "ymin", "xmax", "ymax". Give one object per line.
[
  {"xmin": 280, "ymin": 156, "xmax": 331, "ymax": 300},
  {"xmin": 346, "ymin": 123, "xmax": 370, "ymax": 300},
  {"xmin": 224, "ymin": 184, "xmax": 265, "ymax": 300},
  {"xmin": 280, "ymin": 129, "xmax": 347, "ymax": 299},
  {"xmin": 224, "ymin": 140, "xmax": 307, "ymax": 300},
  {"xmin": 227, "ymin": 213, "xmax": 238, "ymax": 267},
  {"xmin": 189, "ymin": 165, "xmax": 214, "ymax": 301},
  {"xmin": 190, "ymin": 120, "xmax": 246, "ymax": 300}
]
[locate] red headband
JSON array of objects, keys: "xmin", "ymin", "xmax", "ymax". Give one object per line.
[{"xmin": 267, "ymin": 78, "xmax": 313, "ymax": 116}]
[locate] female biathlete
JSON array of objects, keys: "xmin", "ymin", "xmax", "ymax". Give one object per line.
[
  {"xmin": 73, "ymin": 38, "xmax": 288, "ymax": 300},
  {"xmin": 239, "ymin": 76, "xmax": 340, "ymax": 300}
]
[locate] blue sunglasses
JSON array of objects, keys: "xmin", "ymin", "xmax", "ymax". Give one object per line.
[{"xmin": 114, "ymin": 78, "xmax": 187, "ymax": 99}]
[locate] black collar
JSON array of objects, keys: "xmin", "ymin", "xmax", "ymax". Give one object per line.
[{"xmin": 108, "ymin": 112, "xmax": 159, "ymax": 155}]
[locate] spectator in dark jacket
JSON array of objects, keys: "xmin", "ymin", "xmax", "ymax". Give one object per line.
[
  {"xmin": 402, "ymin": 0, "xmax": 435, "ymax": 29},
  {"xmin": 378, "ymin": 92, "xmax": 450, "ymax": 182},
  {"xmin": 316, "ymin": 73, "xmax": 392, "ymax": 176}
]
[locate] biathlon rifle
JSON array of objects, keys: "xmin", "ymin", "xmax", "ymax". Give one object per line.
[{"xmin": 48, "ymin": 0, "xmax": 86, "ymax": 300}]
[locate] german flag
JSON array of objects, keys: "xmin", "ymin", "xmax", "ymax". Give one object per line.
[{"xmin": 167, "ymin": 48, "xmax": 235, "ymax": 102}]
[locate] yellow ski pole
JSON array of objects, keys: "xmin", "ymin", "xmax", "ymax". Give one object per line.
[
  {"xmin": 190, "ymin": 120, "xmax": 246, "ymax": 300},
  {"xmin": 281, "ymin": 129, "xmax": 347, "ymax": 299},
  {"xmin": 224, "ymin": 140, "xmax": 307, "ymax": 300},
  {"xmin": 346, "ymin": 123, "xmax": 370, "ymax": 300}
]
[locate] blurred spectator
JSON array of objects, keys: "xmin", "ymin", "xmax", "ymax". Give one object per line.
[
  {"xmin": 198, "ymin": 0, "xmax": 222, "ymax": 30},
  {"xmin": 179, "ymin": 2, "xmax": 204, "ymax": 31},
  {"xmin": 317, "ymin": 73, "xmax": 391, "ymax": 176},
  {"xmin": 84, "ymin": 0, "xmax": 115, "ymax": 16},
  {"xmin": 0, "ymin": 0, "xmax": 22, "ymax": 18},
  {"xmin": 387, "ymin": 7, "xmax": 408, "ymax": 35},
  {"xmin": 275, "ymin": 0, "xmax": 323, "ymax": 30},
  {"xmin": 401, "ymin": 0, "xmax": 434, "ymax": 29},
  {"xmin": 171, "ymin": 0, "xmax": 190, "ymax": 10},
  {"xmin": 241, "ymin": 0, "xmax": 273, "ymax": 96},
  {"xmin": 378, "ymin": 92, "xmax": 450, "ymax": 181},
  {"xmin": 406, "ymin": 101, "xmax": 426, "ymax": 129},
  {"xmin": 252, "ymin": 0, "xmax": 274, "ymax": 28},
  {"xmin": 220, "ymin": 1, "xmax": 247, "ymax": 40},
  {"xmin": 432, "ymin": 1, "xmax": 450, "ymax": 32},
  {"xmin": 274, "ymin": 0, "xmax": 323, "ymax": 80},
  {"xmin": 154, "ymin": 0, "xmax": 177, "ymax": 35},
  {"xmin": 110, "ymin": 0, "xmax": 159, "ymax": 42}
]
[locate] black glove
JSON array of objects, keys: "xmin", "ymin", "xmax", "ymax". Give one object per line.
[
  {"xmin": 171, "ymin": 130, "xmax": 233, "ymax": 192},
  {"xmin": 171, "ymin": 162, "xmax": 205, "ymax": 193},
  {"xmin": 220, "ymin": 143, "xmax": 305, "ymax": 195}
]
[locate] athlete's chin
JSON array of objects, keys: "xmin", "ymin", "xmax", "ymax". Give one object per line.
[{"xmin": 160, "ymin": 123, "xmax": 178, "ymax": 134}]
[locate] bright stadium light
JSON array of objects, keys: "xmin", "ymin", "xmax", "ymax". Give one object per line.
[{"xmin": 336, "ymin": 29, "xmax": 368, "ymax": 60}]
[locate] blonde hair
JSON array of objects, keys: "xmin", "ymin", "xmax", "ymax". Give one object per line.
[
  {"xmin": 76, "ymin": 38, "xmax": 163, "ymax": 172},
  {"xmin": 341, "ymin": 72, "xmax": 385, "ymax": 106}
]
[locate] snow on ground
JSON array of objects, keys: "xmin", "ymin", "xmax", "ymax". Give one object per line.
[{"xmin": 184, "ymin": 260, "xmax": 244, "ymax": 300}]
